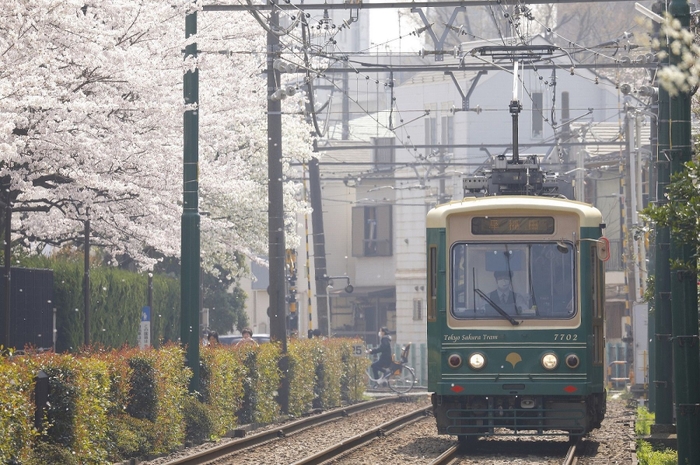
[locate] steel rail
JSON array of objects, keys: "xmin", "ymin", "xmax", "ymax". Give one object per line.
[
  {"xmin": 289, "ymin": 407, "xmax": 432, "ymax": 465},
  {"xmin": 563, "ymin": 441, "xmax": 579, "ymax": 465},
  {"xmin": 160, "ymin": 397, "xmax": 400, "ymax": 465},
  {"xmin": 430, "ymin": 444, "xmax": 459, "ymax": 465},
  {"xmin": 429, "ymin": 438, "xmax": 579, "ymax": 465}
]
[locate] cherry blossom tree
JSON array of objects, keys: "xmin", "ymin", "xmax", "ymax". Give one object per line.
[{"xmin": 0, "ymin": 0, "xmax": 313, "ymax": 276}]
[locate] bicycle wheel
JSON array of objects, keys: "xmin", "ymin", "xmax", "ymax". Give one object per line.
[
  {"xmin": 364, "ymin": 367, "xmax": 385, "ymax": 390},
  {"xmin": 387, "ymin": 365, "xmax": 415, "ymax": 394}
]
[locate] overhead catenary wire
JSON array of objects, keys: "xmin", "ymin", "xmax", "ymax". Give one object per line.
[{"xmin": 227, "ymin": 0, "xmax": 653, "ymax": 188}]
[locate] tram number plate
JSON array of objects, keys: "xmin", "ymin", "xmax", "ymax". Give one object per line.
[
  {"xmin": 554, "ymin": 333, "xmax": 578, "ymax": 341},
  {"xmin": 352, "ymin": 344, "xmax": 364, "ymax": 356}
]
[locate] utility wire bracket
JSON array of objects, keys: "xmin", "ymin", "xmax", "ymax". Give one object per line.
[
  {"xmin": 445, "ymin": 70, "xmax": 486, "ymax": 111},
  {"xmin": 411, "ymin": 6, "xmax": 465, "ymax": 61},
  {"xmin": 472, "ymin": 45, "xmax": 557, "ymax": 61}
]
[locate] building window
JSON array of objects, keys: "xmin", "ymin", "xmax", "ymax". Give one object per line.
[
  {"xmin": 441, "ymin": 115, "xmax": 454, "ymax": 152},
  {"xmin": 413, "ymin": 298, "xmax": 423, "ymax": 321},
  {"xmin": 352, "ymin": 205, "xmax": 392, "ymax": 257},
  {"xmin": 561, "ymin": 91, "xmax": 570, "ymax": 132},
  {"xmin": 532, "ymin": 92, "xmax": 543, "ymax": 138},
  {"xmin": 424, "ymin": 116, "xmax": 437, "ymax": 157},
  {"xmin": 372, "ymin": 137, "xmax": 394, "ymax": 172}
]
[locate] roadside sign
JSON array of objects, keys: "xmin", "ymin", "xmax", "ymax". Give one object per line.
[
  {"xmin": 352, "ymin": 344, "xmax": 364, "ymax": 357},
  {"xmin": 139, "ymin": 306, "xmax": 151, "ymax": 349}
]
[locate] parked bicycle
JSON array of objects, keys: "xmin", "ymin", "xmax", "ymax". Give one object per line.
[{"xmin": 365, "ymin": 343, "xmax": 416, "ymax": 394}]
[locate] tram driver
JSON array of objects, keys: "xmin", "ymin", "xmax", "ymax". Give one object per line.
[{"xmin": 484, "ymin": 270, "xmax": 532, "ymax": 316}]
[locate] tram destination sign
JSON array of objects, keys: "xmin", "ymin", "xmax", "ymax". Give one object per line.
[{"xmin": 472, "ymin": 216, "xmax": 554, "ymax": 235}]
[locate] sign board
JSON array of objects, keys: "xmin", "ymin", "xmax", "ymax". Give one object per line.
[
  {"xmin": 351, "ymin": 344, "xmax": 364, "ymax": 357},
  {"xmin": 139, "ymin": 306, "xmax": 151, "ymax": 349}
]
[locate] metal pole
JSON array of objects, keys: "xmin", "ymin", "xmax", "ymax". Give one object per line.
[
  {"xmin": 267, "ymin": 8, "xmax": 289, "ymax": 413},
  {"xmin": 668, "ymin": 0, "xmax": 700, "ymax": 461},
  {"xmin": 509, "ymin": 61, "xmax": 521, "ymax": 163},
  {"xmin": 83, "ymin": 216, "xmax": 90, "ymax": 346},
  {"xmin": 52, "ymin": 308, "xmax": 56, "ymax": 353},
  {"xmin": 326, "ymin": 284, "xmax": 332, "ymax": 337},
  {"xmin": 635, "ymin": 114, "xmax": 647, "ymax": 291},
  {"xmin": 653, "ymin": 0, "xmax": 673, "ymax": 425},
  {"xmin": 3, "ymin": 199, "xmax": 10, "ymax": 349},
  {"xmin": 308, "ymin": 158, "xmax": 329, "ymax": 335},
  {"xmin": 182, "ymin": 6, "xmax": 201, "ymax": 393},
  {"xmin": 647, "ymin": 89, "xmax": 659, "ymax": 412},
  {"xmin": 148, "ymin": 272, "xmax": 154, "ymax": 347},
  {"xmin": 627, "ymin": 112, "xmax": 640, "ymax": 301}
]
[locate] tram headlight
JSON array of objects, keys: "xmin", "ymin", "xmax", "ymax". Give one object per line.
[
  {"xmin": 447, "ymin": 354, "xmax": 462, "ymax": 368},
  {"xmin": 468, "ymin": 352, "xmax": 486, "ymax": 370},
  {"xmin": 541, "ymin": 352, "xmax": 559, "ymax": 370},
  {"xmin": 565, "ymin": 353, "xmax": 580, "ymax": 369}
]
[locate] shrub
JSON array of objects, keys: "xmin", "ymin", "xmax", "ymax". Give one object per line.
[
  {"xmin": 636, "ymin": 440, "xmax": 677, "ymax": 465},
  {"xmin": 142, "ymin": 344, "xmax": 191, "ymax": 454},
  {"xmin": 0, "ymin": 353, "xmax": 37, "ymax": 464},
  {"xmin": 251, "ymin": 342, "xmax": 281, "ymax": 424},
  {"xmin": 313, "ymin": 341, "xmax": 343, "ymax": 409},
  {"xmin": 1, "ymin": 338, "xmax": 367, "ymax": 463},
  {"xmin": 236, "ymin": 348, "xmax": 257, "ymax": 424},
  {"xmin": 281, "ymin": 338, "xmax": 370, "ymax": 416},
  {"xmin": 33, "ymin": 353, "xmax": 112, "ymax": 464},
  {"xmin": 106, "ymin": 414, "xmax": 154, "ymax": 459},
  {"xmin": 287, "ymin": 339, "xmax": 317, "ymax": 416},
  {"xmin": 182, "ymin": 395, "xmax": 216, "ymax": 445},
  {"xmin": 333, "ymin": 339, "xmax": 369, "ymax": 404},
  {"xmin": 126, "ymin": 354, "xmax": 158, "ymax": 421},
  {"xmin": 635, "ymin": 406, "xmax": 654, "ymax": 436},
  {"xmin": 200, "ymin": 345, "xmax": 245, "ymax": 437},
  {"xmin": 26, "ymin": 441, "xmax": 78, "ymax": 465}
]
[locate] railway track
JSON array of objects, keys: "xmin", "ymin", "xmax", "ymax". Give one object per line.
[
  {"xmin": 143, "ymin": 391, "xmax": 633, "ymax": 465},
  {"xmin": 428, "ymin": 439, "xmax": 580, "ymax": 465},
  {"xmin": 159, "ymin": 397, "xmax": 428, "ymax": 465},
  {"xmin": 290, "ymin": 408, "xmax": 431, "ymax": 465}
]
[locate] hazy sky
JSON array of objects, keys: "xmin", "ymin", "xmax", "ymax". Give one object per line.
[{"xmin": 369, "ymin": 7, "xmax": 420, "ymax": 53}]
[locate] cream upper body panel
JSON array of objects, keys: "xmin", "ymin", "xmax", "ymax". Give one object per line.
[{"xmin": 427, "ymin": 196, "xmax": 603, "ymax": 230}]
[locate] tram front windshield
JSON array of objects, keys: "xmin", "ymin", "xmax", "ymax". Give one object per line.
[{"xmin": 451, "ymin": 242, "xmax": 575, "ymax": 320}]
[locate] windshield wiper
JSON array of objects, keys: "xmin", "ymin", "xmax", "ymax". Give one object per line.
[{"xmin": 474, "ymin": 288, "xmax": 520, "ymax": 326}]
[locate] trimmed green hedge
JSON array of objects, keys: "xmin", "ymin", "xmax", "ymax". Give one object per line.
[
  {"xmin": 0, "ymin": 353, "xmax": 37, "ymax": 464},
  {"xmin": 200, "ymin": 344, "xmax": 245, "ymax": 438},
  {"xmin": 16, "ymin": 255, "xmax": 180, "ymax": 352},
  {"xmin": 0, "ymin": 338, "xmax": 368, "ymax": 463},
  {"xmin": 31, "ymin": 353, "xmax": 112, "ymax": 464}
]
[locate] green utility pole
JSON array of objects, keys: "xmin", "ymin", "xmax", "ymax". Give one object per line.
[
  {"xmin": 182, "ymin": 8, "xmax": 200, "ymax": 393},
  {"xmin": 267, "ymin": 9, "xmax": 289, "ymax": 413},
  {"xmin": 653, "ymin": 39, "xmax": 673, "ymax": 425},
  {"xmin": 668, "ymin": 0, "xmax": 700, "ymax": 462}
]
